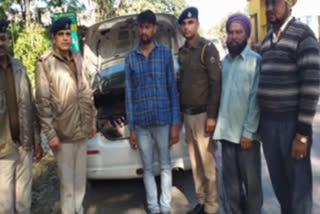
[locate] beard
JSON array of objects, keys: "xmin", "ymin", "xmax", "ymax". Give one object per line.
[
  {"xmin": 227, "ymin": 39, "xmax": 247, "ymax": 56},
  {"xmin": 267, "ymin": 13, "xmax": 289, "ymax": 26},
  {"xmin": 267, "ymin": 4, "xmax": 291, "ymax": 26},
  {"xmin": 140, "ymin": 35, "xmax": 152, "ymax": 45}
]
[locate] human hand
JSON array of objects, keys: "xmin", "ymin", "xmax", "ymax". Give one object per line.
[
  {"xmin": 48, "ymin": 136, "xmax": 61, "ymax": 151},
  {"xmin": 34, "ymin": 143, "xmax": 43, "ymax": 161},
  {"xmin": 291, "ymin": 135, "xmax": 308, "ymax": 160},
  {"xmin": 130, "ymin": 131, "xmax": 138, "ymax": 150},
  {"xmin": 170, "ymin": 125, "xmax": 180, "ymax": 146},
  {"xmin": 240, "ymin": 136, "xmax": 252, "ymax": 150},
  {"xmin": 206, "ymin": 118, "xmax": 216, "ymax": 133}
]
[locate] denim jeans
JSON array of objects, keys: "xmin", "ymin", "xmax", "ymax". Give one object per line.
[
  {"xmin": 136, "ymin": 125, "xmax": 172, "ymax": 213},
  {"xmin": 260, "ymin": 114, "xmax": 313, "ymax": 214},
  {"xmin": 221, "ymin": 140, "xmax": 262, "ymax": 214}
]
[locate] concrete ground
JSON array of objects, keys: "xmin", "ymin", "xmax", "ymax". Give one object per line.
[{"xmin": 84, "ymin": 103, "xmax": 320, "ymax": 214}]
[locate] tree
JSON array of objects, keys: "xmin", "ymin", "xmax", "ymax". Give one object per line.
[
  {"xmin": 0, "ymin": 0, "xmax": 10, "ymax": 18},
  {"xmin": 93, "ymin": 0, "xmax": 113, "ymax": 21},
  {"xmin": 25, "ymin": 0, "xmax": 31, "ymax": 27},
  {"xmin": 114, "ymin": 0, "xmax": 186, "ymax": 16},
  {"xmin": 206, "ymin": 18, "xmax": 227, "ymax": 40},
  {"xmin": 14, "ymin": 25, "xmax": 51, "ymax": 85},
  {"xmin": 45, "ymin": 0, "xmax": 87, "ymax": 12}
]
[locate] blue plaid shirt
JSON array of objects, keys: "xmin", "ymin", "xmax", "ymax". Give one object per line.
[{"xmin": 125, "ymin": 41, "xmax": 180, "ymax": 131}]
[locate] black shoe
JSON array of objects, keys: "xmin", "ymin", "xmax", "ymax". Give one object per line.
[{"xmin": 187, "ymin": 204, "xmax": 204, "ymax": 214}]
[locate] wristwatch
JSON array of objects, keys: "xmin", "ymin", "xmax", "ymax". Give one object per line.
[{"xmin": 297, "ymin": 135, "xmax": 308, "ymax": 144}]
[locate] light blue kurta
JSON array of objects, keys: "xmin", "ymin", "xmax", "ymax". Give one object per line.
[{"xmin": 213, "ymin": 46, "xmax": 261, "ymax": 144}]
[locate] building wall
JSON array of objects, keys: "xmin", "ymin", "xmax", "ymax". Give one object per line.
[
  {"xmin": 248, "ymin": 0, "xmax": 267, "ymax": 43},
  {"xmin": 249, "ymin": 0, "xmax": 320, "ymax": 43},
  {"xmin": 318, "ymin": 16, "xmax": 320, "ymax": 40}
]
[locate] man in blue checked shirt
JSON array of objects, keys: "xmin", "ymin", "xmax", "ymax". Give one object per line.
[{"xmin": 124, "ymin": 10, "xmax": 180, "ymax": 214}]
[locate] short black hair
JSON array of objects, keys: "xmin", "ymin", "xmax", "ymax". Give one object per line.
[{"xmin": 137, "ymin": 10, "xmax": 157, "ymax": 25}]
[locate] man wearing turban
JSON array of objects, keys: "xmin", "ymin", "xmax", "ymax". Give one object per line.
[
  {"xmin": 258, "ymin": 0, "xmax": 320, "ymax": 213},
  {"xmin": 214, "ymin": 13, "xmax": 263, "ymax": 214}
]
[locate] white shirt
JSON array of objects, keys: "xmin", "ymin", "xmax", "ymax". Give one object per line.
[{"xmin": 272, "ymin": 16, "xmax": 293, "ymax": 43}]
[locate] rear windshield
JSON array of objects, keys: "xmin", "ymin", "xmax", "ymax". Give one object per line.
[{"xmin": 97, "ymin": 21, "xmax": 173, "ymax": 60}]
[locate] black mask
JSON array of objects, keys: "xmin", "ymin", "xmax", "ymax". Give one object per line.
[{"xmin": 227, "ymin": 39, "xmax": 247, "ymax": 57}]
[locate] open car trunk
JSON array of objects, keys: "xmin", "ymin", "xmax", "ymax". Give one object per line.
[{"xmin": 83, "ymin": 14, "xmax": 184, "ymax": 140}]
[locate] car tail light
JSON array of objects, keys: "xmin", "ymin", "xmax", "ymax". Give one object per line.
[{"xmin": 87, "ymin": 150, "xmax": 100, "ymax": 155}]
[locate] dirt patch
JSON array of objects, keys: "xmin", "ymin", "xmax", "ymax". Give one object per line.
[{"xmin": 31, "ymin": 153, "xmax": 60, "ymax": 214}]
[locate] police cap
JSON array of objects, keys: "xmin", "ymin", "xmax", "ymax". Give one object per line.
[
  {"xmin": 0, "ymin": 19, "xmax": 9, "ymax": 33},
  {"xmin": 50, "ymin": 17, "xmax": 72, "ymax": 34},
  {"xmin": 178, "ymin": 7, "xmax": 198, "ymax": 25}
]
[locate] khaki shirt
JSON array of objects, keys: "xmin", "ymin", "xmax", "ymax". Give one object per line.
[
  {"xmin": 0, "ymin": 56, "xmax": 40, "ymax": 158},
  {"xmin": 0, "ymin": 64, "xmax": 16, "ymax": 157},
  {"xmin": 1, "ymin": 62, "xmax": 20, "ymax": 141},
  {"xmin": 178, "ymin": 35, "xmax": 221, "ymax": 118}
]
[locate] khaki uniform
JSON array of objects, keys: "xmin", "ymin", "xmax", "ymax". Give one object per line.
[
  {"xmin": 0, "ymin": 57, "xmax": 40, "ymax": 214},
  {"xmin": 35, "ymin": 49, "xmax": 95, "ymax": 214},
  {"xmin": 178, "ymin": 35, "xmax": 221, "ymax": 118},
  {"xmin": 178, "ymin": 35, "xmax": 221, "ymax": 214}
]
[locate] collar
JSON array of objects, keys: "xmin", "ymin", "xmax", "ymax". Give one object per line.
[
  {"xmin": 134, "ymin": 40, "xmax": 159, "ymax": 55},
  {"xmin": 226, "ymin": 45, "xmax": 249, "ymax": 61},
  {"xmin": 53, "ymin": 48, "xmax": 74, "ymax": 62},
  {"xmin": 0, "ymin": 55, "xmax": 11, "ymax": 69},
  {"xmin": 183, "ymin": 34, "xmax": 201, "ymax": 49},
  {"xmin": 272, "ymin": 16, "xmax": 293, "ymax": 43}
]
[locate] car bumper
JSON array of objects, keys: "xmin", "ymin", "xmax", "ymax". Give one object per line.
[{"xmin": 87, "ymin": 133, "xmax": 191, "ymax": 179}]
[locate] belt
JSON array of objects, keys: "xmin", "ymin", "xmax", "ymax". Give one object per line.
[{"xmin": 182, "ymin": 105, "xmax": 207, "ymax": 115}]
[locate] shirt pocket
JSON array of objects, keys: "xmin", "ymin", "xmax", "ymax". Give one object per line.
[
  {"xmin": 130, "ymin": 65, "xmax": 141, "ymax": 88},
  {"xmin": 0, "ymin": 89, "xmax": 7, "ymax": 114}
]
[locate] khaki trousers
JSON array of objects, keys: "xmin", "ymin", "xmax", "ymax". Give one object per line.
[
  {"xmin": 184, "ymin": 112, "xmax": 219, "ymax": 213},
  {"xmin": 55, "ymin": 140, "xmax": 87, "ymax": 214},
  {"xmin": 0, "ymin": 147, "xmax": 32, "ymax": 214}
]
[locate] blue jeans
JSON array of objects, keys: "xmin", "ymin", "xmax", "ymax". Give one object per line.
[
  {"xmin": 136, "ymin": 125, "xmax": 172, "ymax": 213},
  {"xmin": 221, "ymin": 140, "xmax": 262, "ymax": 214},
  {"xmin": 260, "ymin": 114, "xmax": 313, "ymax": 214}
]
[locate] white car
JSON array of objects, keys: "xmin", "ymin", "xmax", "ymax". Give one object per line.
[
  {"xmin": 208, "ymin": 38, "xmax": 228, "ymax": 60},
  {"xmin": 83, "ymin": 14, "xmax": 191, "ymax": 179}
]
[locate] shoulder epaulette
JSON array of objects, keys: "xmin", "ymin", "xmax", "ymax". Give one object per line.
[{"xmin": 38, "ymin": 50, "xmax": 52, "ymax": 62}]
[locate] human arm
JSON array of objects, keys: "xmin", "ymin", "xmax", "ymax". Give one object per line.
[
  {"xmin": 205, "ymin": 43, "xmax": 221, "ymax": 131},
  {"xmin": 241, "ymin": 56, "xmax": 261, "ymax": 148},
  {"xmin": 35, "ymin": 59, "xmax": 60, "ymax": 150}
]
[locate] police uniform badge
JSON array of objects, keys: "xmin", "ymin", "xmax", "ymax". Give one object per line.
[
  {"xmin": 187, "ymin": 11, "xmax": 192, "ymax": 18},
  {"xmin": 210, "ymin": 56, "xmax": 216, "ymax": 64}
]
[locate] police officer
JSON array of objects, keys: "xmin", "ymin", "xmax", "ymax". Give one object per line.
[
  {"xmin": 0, "ymin": 19, "xmax": 43, "ymax": 214},
  {"xmin": 35, "ymin": 17, "xmax": 96, "ymax": 214},
  {"xmin": 178, "ymin": 7, "xmax": 221, "ymax": 214}
]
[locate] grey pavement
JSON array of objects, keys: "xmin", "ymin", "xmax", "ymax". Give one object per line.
[{"xmin": 84, "ymin": 103, "xmax": 320, "ymax": 214}]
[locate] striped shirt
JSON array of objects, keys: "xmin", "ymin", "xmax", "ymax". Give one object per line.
[
  {"xmin": 258, "ymin": 18, "xmax": 320, "ymax": 135},
  {"xmin": 125, "ymin": 41, "xmax": 180, "ymax": 131}
]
